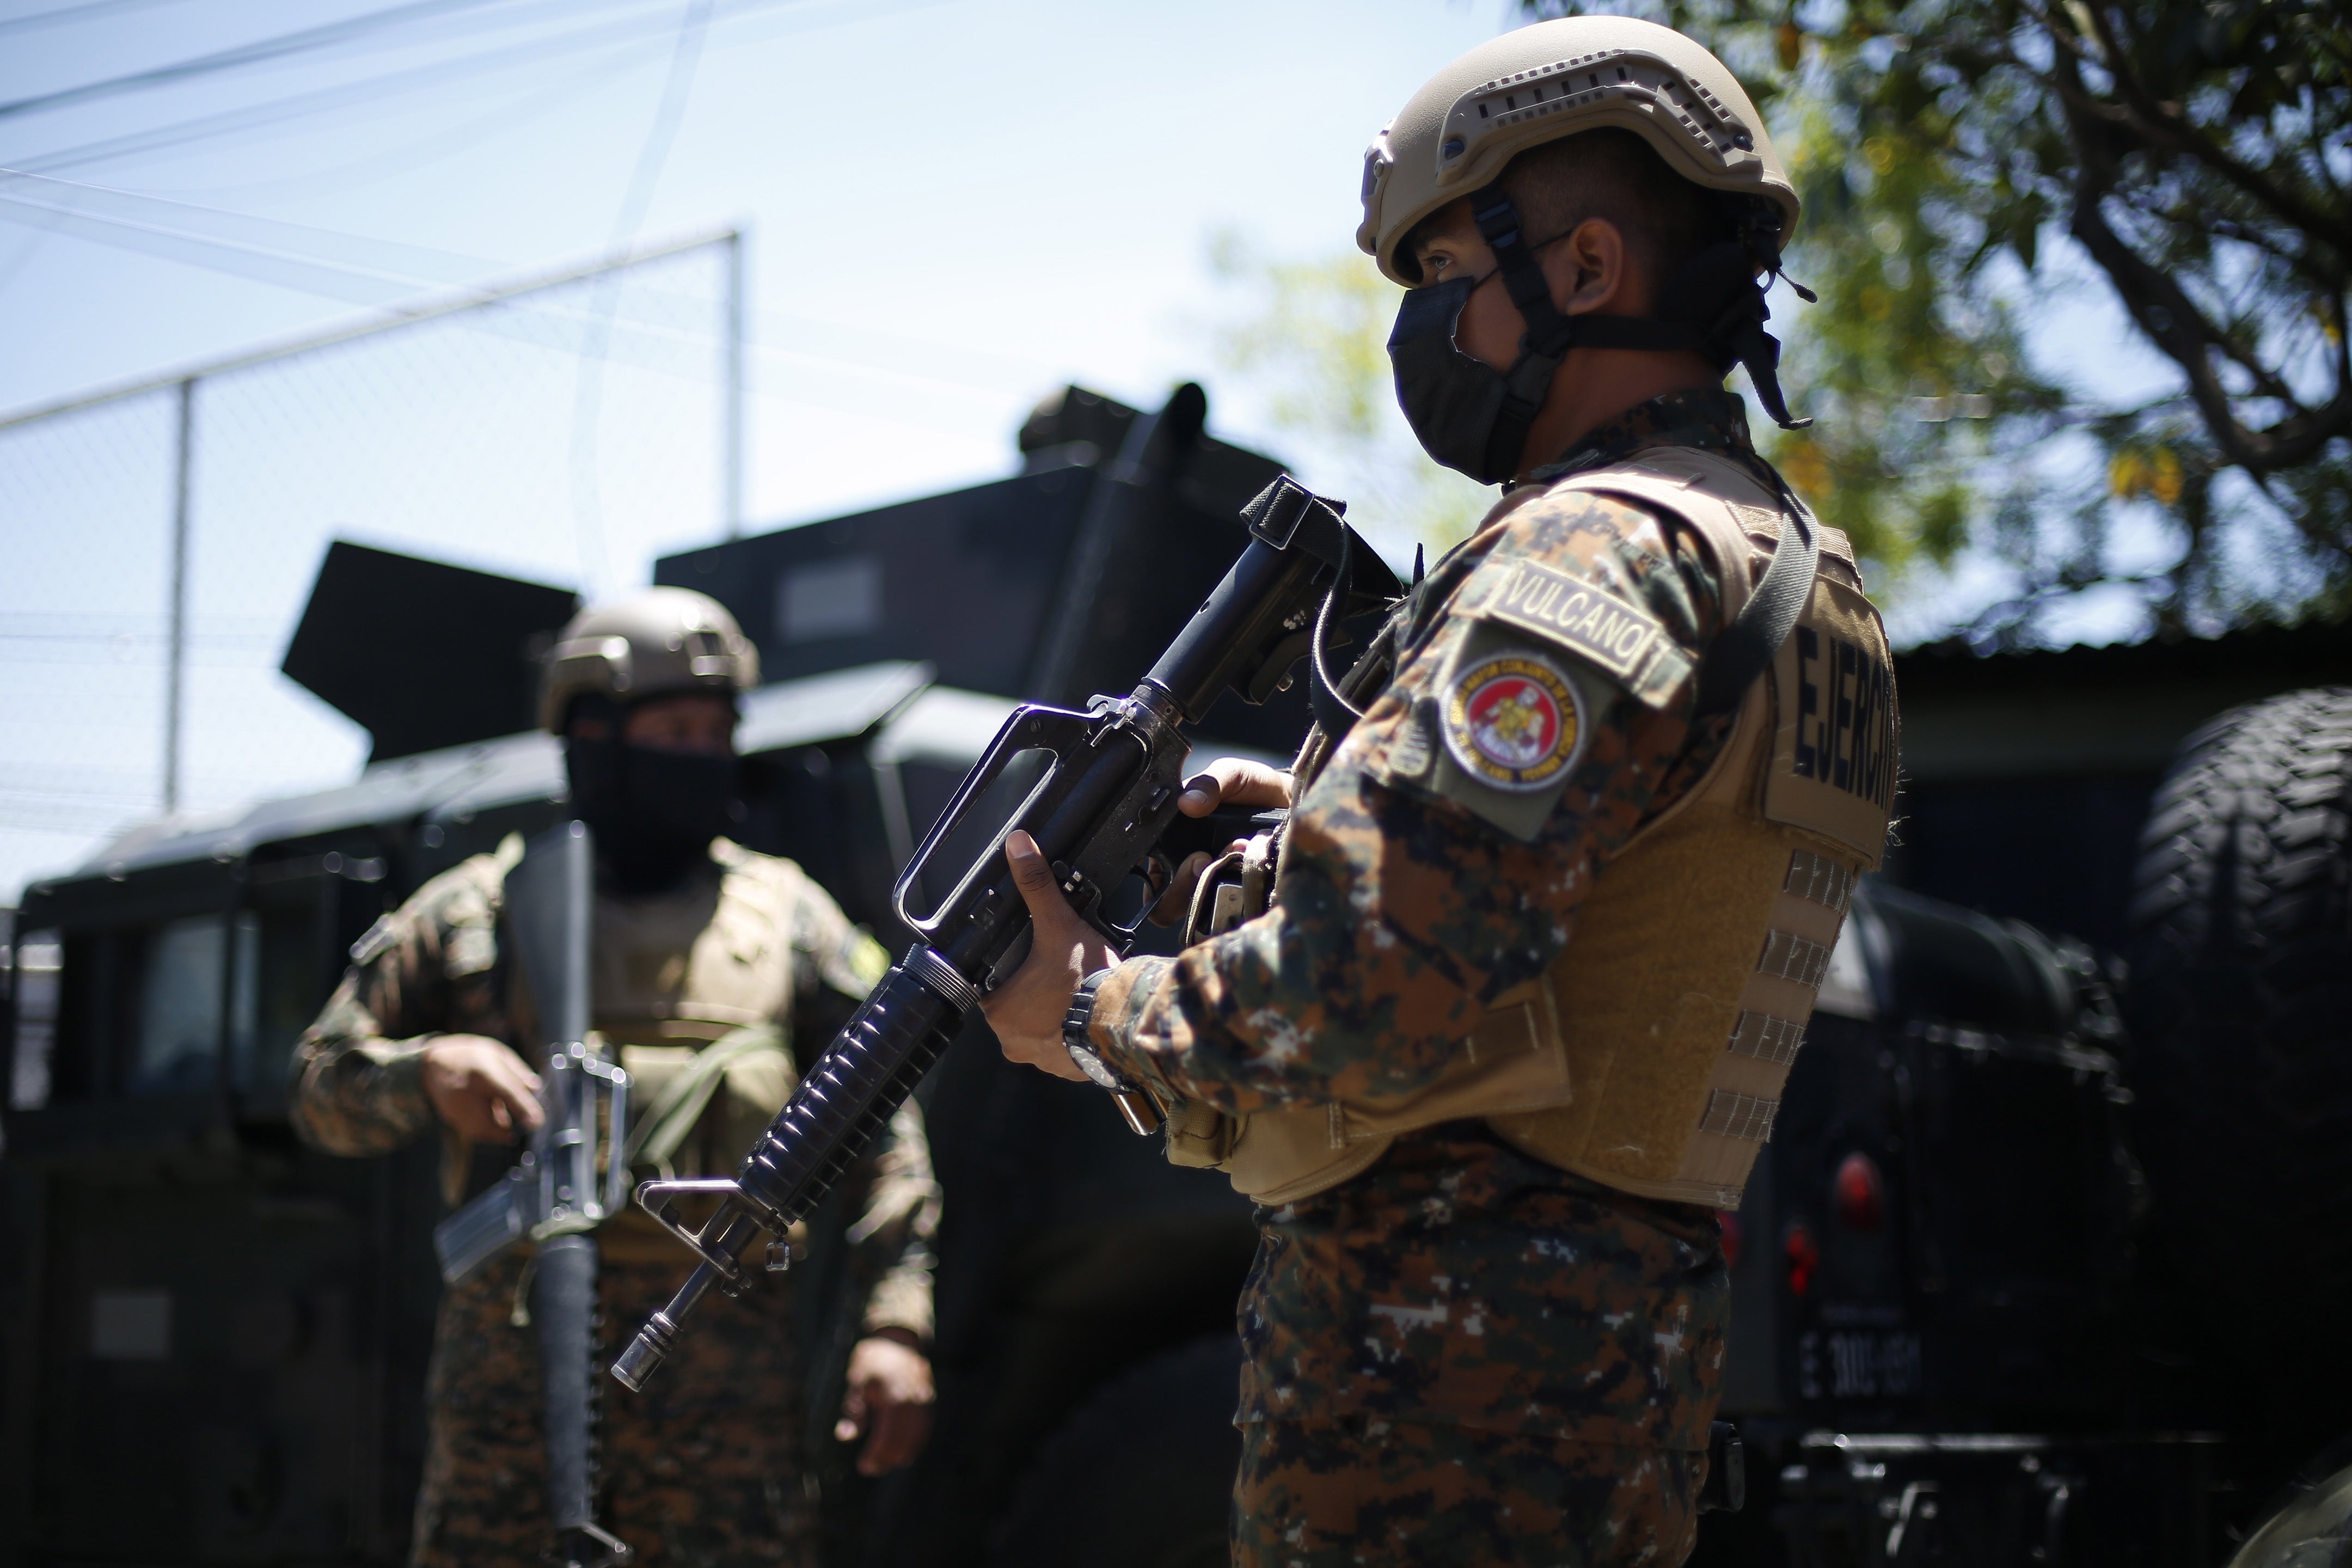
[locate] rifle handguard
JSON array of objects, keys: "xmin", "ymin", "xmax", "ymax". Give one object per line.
[
  {"xmin": 611, "ymin": 475, "xmax": 1397, "ymax": 1392},
  {"xmin": 612, "ymin": 948, "xmax": 971, "ymax": 1390}
]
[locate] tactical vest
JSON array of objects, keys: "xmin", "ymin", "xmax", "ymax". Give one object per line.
[
  {"xmin": 1178, "ymin": 447, "xmax": 1897, "ymax": 1210},
  {"xmin": 591, "ymin": 840, "xmax": 817, "ymax": 1169},
  {"xmin": 507, "ymin": 840, "xmax": 813, "ymax": 1258}
]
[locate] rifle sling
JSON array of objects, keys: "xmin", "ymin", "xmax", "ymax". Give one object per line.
[
  {"xmin": 621, "ymin": 1024, "xmax": 790, "ymax": 1172},
  {"xmin": 1694, "ymin": 498, "xmax": 1818, "ymax": 716}
]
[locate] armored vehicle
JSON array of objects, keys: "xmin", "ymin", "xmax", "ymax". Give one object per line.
[
  {"xmin": 0, "ymin": 385, "xmax": 1295, "ymax": 1568},
  {"xmin": 7, "ymin": 384, "xmax": 2351, "ymax": 1567},
  {"xmin": 1694, "ymin": 638, "xmax": 2352, "ymax": 1567}
]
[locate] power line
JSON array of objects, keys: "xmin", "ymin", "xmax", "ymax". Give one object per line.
[
  {"xmin": 0, "ymin": 166, "xmax": 1054, "ymax": 411},
  {"xmin": 0, "ymin": 185, "xmax": 465, "ymax": 307},
  {"xmin": 0, "ymin": 206, "xmax": 1030, "ymax": 431},
  {"xmin": 0, "ymin": 0, "xmax": 192, "ymax": 39},
  {"xmin": 0, "ymin": 224, "xmax": 738, "ymax": 429},
  {"xmin": 0, "ymin": 0, "xmax": 512, "ymax": 122},
  {"xmin": 0, "ymin": 166, "xmax": 498, "ymax": 285},
  {"xmin": 0, "ymin": 631, "xmax": 275, "ymax": 645},
  {"xmin": 572, "ymin": 0, "xmax": 715, "ymax": 594},
  {"xmin": 0, "ymin": 187, "xmax": 1039, "ymax": 418},
  {"xmin": 126, "ymin": 46, "xmax": 654, "ymax": 207},
  {"xmin": 0, "ymin": 204, "xmax": 1040, "ymax": 444},
  {"xmin": 0, "ymin": 190, "xmax": 756, "ymax": 406},
  {"xmin": 607, "ymin": 0, "xmax": 709, "ymax": 247},
  {"xmin": 1, "ymin": 0, "xmax": 832, "ymax": 179}
]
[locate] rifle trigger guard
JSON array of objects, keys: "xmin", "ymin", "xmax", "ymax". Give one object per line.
[{"xmin": 633, "ymin": 1178, "xmax": 759, "ymax": 1293}]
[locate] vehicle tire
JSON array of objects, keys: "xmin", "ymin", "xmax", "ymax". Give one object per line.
[
  {"xmin": 2124, "ymin": 687, "xmax": 2352, "ymax": 1451},
  {"xmin": 988, "ymin": 1333, "xmax": 1241, "ymax": 1568}
]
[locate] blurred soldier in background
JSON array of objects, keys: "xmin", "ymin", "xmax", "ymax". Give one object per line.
[
  {"xmin": 984, "ymin": 15, "xmax": 1892, "ymax": 1567},
  {"xmin": 291, "ymin": 588, "xmax": 939, "ymax": 1568}
]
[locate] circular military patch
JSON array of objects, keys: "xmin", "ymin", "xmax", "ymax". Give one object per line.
[{"xmin": 1442, "ymin": 652, "xmax": 1584, "ymax": 792}]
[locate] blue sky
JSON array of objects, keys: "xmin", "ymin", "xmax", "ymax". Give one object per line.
[
  {"xmin": 0, "ymin": 0, "xmax": 1532, "ymax": 897},
  {"xmin": 1, "ymin": 0, "xmax": 1510, "ymax": 482},
  {"xmin": 0, "ymin": 0, "xmax": 2178, "ymax": 901}
]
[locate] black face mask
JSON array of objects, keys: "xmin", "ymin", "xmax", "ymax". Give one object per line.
[
  {"xmin": 1387, "ymin": 190, "xmax": 1812, "ymax": 485},
  {"xmin": 564, "ymin": 737, "xmax": 739, "ymax": 895},
  {"xmin": 1388, "ymin": 272, "xmax": 1557, "ymax": 485}
]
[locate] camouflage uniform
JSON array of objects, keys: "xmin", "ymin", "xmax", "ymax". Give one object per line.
[
  {"xmin": 292, "ymin": 840, "xmax": 936, "ymax": 1568},
  {"xmin": 1235, "ymin": 1419, "xmax": 1700, "ymax": 1567},
  {"xmin": 1091, "ymin": 390, "xmax": 1763, "ymax": 1564}
]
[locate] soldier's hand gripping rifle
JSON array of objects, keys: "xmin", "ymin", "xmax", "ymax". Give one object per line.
[
  {"xmin": 611, "ymin": 475, "xmax": 1397, "ymax": 1392},
  {"xmin": 432, "ymin": 822, "xmax": 634, "ymax": 1568}
]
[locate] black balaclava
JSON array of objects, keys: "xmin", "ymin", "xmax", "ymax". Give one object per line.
[
  {"xmin": 564, "ymin": 694, "xmax": 741, "ymax": 896},
  {"xmin": 1388, "ymin": 188, "xmax": 1812, "ymax": 484}
]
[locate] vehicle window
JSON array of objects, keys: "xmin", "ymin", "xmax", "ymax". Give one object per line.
[
  {"xmin": 9, "ymin": 930, "xmax": 61, "ymax": 1110},
  {"xmin": 130, "ymin": 914, "xmax": 225, "ymax": 1097}
]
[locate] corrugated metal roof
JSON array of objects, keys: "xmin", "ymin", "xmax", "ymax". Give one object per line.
[
  {"xmin": 1895, "ymin": 618, "xmax": 2352, "ymax": 694},
  {"xmin": 1894, "ymin": 619, "xmax": 2352, "ymax": 782}
]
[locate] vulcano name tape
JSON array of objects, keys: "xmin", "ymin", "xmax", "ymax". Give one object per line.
[{"xmin": 1477, "ymin": 559, "xmax": 1668, "ymax": 684}]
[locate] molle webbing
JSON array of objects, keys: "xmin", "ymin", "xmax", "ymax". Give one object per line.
[
  {"xmin": 584, "ymin": 844, "xmax": 810, "ymax": 1255},
  {"xmin": 1204, "ymin": 448, "xmax": 1892, "ymax": 1211},
  {"xmin": 1215, "ymin": 979, "xmax": 1571, "ymax": 1208}
]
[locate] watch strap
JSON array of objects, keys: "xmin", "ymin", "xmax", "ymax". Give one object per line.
[{"xmin": 1063, "ymin": 969, "xmax": 1122, "ymax": 1088}]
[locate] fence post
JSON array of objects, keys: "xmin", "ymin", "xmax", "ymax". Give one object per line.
[
  {"xmin": 724, "ymin": 228, "xmax": 744, "ymax": 539},
  {"xmin": 164, "ymin": 376, "xmax": 194, "ymax": 814}
]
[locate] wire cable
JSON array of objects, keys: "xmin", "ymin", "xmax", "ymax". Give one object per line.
[
  {"xmin": 124, "ymin": 46, "xmax": 656, "ymax": 206},
  {"xmin": 0, "ymin": 186, "xmax": 1035, "ymax": 416},
  {"xmin": 0, "ymin": 0, "xmax": 194, "ymax": 40},
  {"xmin": 0, "ymin": 0, "xmax": 514, "ymax": 122},
  {"xmin": 571, "ymin": 0, "xmax": 714, "ymax": 596},
  {"xmin": 1, "ymin": 0, "xmax": 839, "ymax": 179},
  {"xmin": 0, "ymin": 165, "xmax": 498, "ymax": 284}
]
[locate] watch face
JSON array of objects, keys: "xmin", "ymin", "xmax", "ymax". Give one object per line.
[{"xmin": 1066, "ymin": 1043, "xmax": 1125, "ymax": 1093}]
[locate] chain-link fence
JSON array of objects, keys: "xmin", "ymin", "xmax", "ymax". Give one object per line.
[{"xmin": 1, "ymin": 231, "xmax": 740, "ymax": 902}]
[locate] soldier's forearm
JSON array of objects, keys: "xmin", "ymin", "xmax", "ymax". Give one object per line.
[
  {"xmin": 1087, "ymin": 954, "xmax": 1221, "ymax": 1105},
  {"xmin": 1089, "ymin": 924, "xmax": 1399, "ymax": 1116},
  {"xmin": 289, "ymin": 1036, "xmax": 439, "ymax": 1155},
  {"xmin": 859, "ymin": 1267, "xmax": 935, "ymax": 1345}
]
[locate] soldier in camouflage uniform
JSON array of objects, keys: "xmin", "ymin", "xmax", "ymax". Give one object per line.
[
  {"xmin": 292, "ymin": 589, "xmax": 939, "ymax": 1568},
  {"xmin": 983, "ymin": 17, "xmax": 1896, "ymax": 1567}
]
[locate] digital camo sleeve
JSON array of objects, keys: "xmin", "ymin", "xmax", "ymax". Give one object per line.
[
  {"xmin": 287, "ymin": 855, "xmax": 511, "ymax": 1156},
  {"xmin": 1090, "ymin": 487, "xmax": 1729, "ymax": 1117}
]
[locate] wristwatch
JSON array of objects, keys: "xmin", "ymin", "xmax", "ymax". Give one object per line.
[
  {"xmin": 1062, "ymin": 968, "xmax": 1164, "ymax": 1137},
  {"xmin": 1062, "ymin": 968, "xmax": 1125, "ymax": 1091}
]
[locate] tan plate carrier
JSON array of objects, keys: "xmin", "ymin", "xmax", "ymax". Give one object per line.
[
  {"xmin": 510, "ymin": 841, "xmax": 814, "ymax": 1261},
  {"xmin": 1169, "ymin": 449, "xmax": 1897, "ymax": 1210}
]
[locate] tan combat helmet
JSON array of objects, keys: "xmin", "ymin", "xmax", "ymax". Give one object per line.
[
  {"xmin": 1358, "ymin": 14, "xmax": 1797, "ymax": 286},
  {"xmin": 538, "ymin": 587, "xmax": 759, "ymax": 733}
]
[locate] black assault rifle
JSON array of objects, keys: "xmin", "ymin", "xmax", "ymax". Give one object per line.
[
  {"xmin": 611, "ymin": 470, "xmax": 1397, "ymax": 1391},
  {"xmin": 433, "ymin": 820, "xmax": 634, "ymax": 1568}
]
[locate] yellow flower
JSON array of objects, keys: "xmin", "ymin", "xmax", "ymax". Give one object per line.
[
  {"xmin": 1780, "ymin": 440, "xmax": 1833, "ymax": 498},
  {"xmin": 1775, "ymin": 21, "xmax": 1804, "ymax": 70},
  {"xmin": 2110, "ymin": 447, "xmax": 2184, "ymax": 506},
  {"xmin": 2109, "ymin": 449, "xmax": 2147, "ymax": 499}
]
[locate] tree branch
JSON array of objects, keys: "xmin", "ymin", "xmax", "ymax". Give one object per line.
[
  {"xmin": 2057, "ymin": 48, "xmax": 2352, "ymax": 471},
  {"xmin": 2072, "ymin": 189, "xmax": 2352, "ymax": 470},
  {"xmin": 2045, "ymin": 1, "xmax": 2352, "ymax": 262}
]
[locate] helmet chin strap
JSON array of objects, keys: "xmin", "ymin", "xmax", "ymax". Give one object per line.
[{"xmin": 1468, "ymin": 188, "xmax": 1811, "ymax": 477}]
